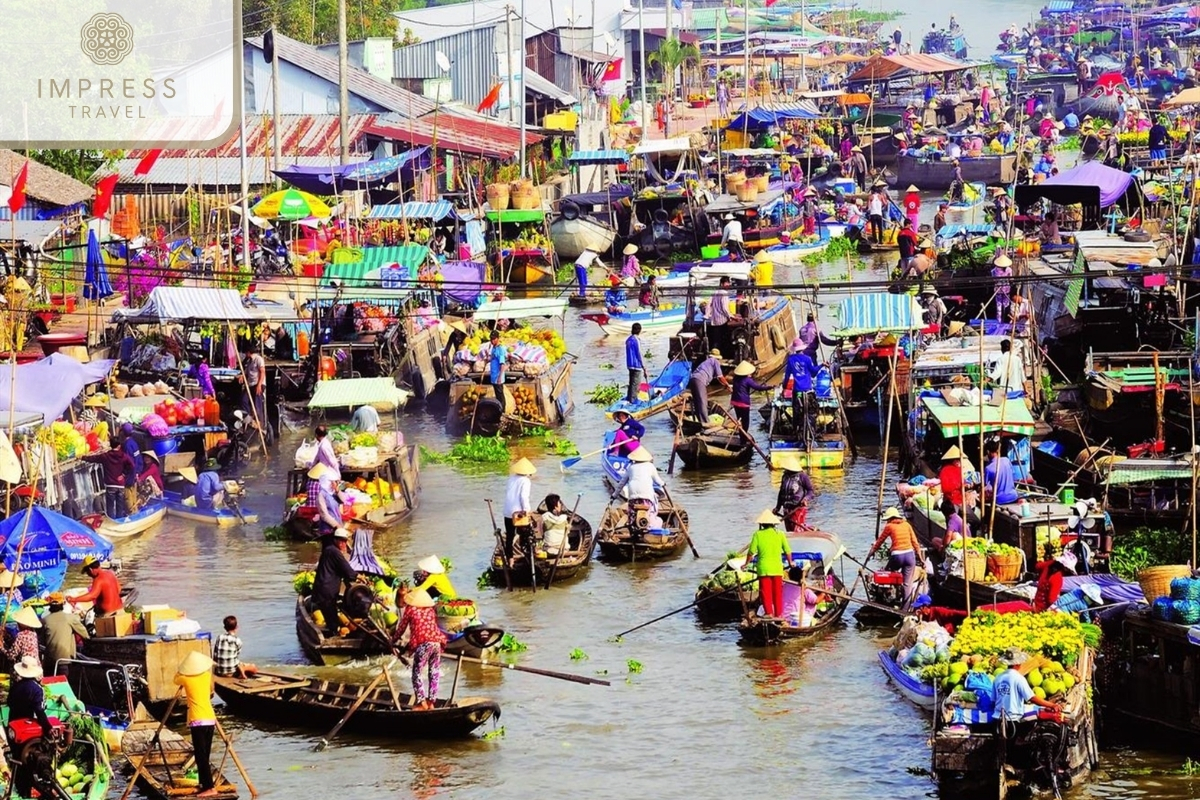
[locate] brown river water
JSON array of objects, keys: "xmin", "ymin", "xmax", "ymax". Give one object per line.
[{"xmin": 80, "ymin": 251, "xmax": 1200, "ymax": 800}]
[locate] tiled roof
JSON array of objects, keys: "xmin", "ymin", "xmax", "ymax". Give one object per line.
[{"xmin": 124, "ymin": 114, "xmax": 380, "ymax": 160}]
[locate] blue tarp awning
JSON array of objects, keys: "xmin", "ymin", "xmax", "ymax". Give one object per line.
[
  {"xmin": 0, "ymin": 354, "xmax": 116, "ymax": 426},
  {"xmin": 0, "ymin": 506, "xmax": 112, "ymax": 595},
  {"xmin": 1046, "ymin": 0, "xmax": 1075, "ymax": 11},
  {"xmin": 832, "ymin": 293, "xmax": 925, "ymax": 336},
  {"xmin": 367, "ymin": 201, "xmax": 455, "ymax": 221},
  {"xmin": 568, "ymin": 150, "xmax": 630, "ymax": 165},
  {"xmin": 274, "ymin": 148, "xmax": 430, "ymax": 194},
  {"xmin": 724, "ymin": 104, "xmax": 819, "ymax": 131}
]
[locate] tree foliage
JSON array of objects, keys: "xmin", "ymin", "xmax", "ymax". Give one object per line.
[
  {"xmin": 27, "ymin": 150, "xmax": 123, "ymax": 183},
  {"xmin": 647, "ymin": 38, "xmax": 702, "ymax": 98},
  {"xmin": 242, "ymin": 0, "xmax": 423, "ymax": 44}
]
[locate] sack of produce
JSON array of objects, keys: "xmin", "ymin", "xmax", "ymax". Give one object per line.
[
  {"xmin": 1171, "ymin": 577, "xmax": 1192, "ymax": 601},
  {"xmin": 1151, "ymin": 596, "xmax": 1173, "ymax": 620},
  {"xmin": 1171, "ymin": 598, "xmax": 1200, "ymax": 626}
]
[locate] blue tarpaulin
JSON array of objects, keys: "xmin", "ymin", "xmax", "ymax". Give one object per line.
[
  {"xmin": 367, "ymin": 201, "xmax": 455, "ymax": 221},
  {"xmin": 724, "ymin": 105, "xmax": 819, "ymax": 131},
  {"xmin": 0, "ymin": 506, "xmax": 112, "ymax": 595},
  {"xmin": 568, "ymin": 150, "xmax": 630, "ymax": 165},
  {"xmin": 274, "ymin": 148, "xmax": 431, "ymax": 194},
  {"xmin": 832, "ymin": 292, "xmax": 925, "ymax": 336}
]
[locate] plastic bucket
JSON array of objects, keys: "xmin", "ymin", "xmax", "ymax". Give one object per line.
[
  {"xmin": 700, "ymin": 244, "xmax": 722, "ymax": 260},
  {"xmin": 1058, "ymin": 483, "xmax": 1075, "ymax": 505},
  {"xmin": 152, "ymin": 436, "xmax": 180, "ymax": 457}
]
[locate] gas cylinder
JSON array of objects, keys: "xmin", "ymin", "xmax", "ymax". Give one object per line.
[
  {"xmin": 320, "ymin": 356, "xmax": 336, "ymax": 380},
  {"xmin": 297, "ymin": 329, "xmax": 310, "ymax": 357}
]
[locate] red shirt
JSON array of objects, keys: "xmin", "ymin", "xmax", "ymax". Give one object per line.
[
  {"xmin": 1033, "ymin": 561, "xmax": 1064, "ymax": 611},
  {"xmin": 75, "ymin": 569, "xmax": 123, "ymax": 615},
  {"xmin": 938, "ymin": 463, "xmax": 964, "ymax": 506},
  {"xmin": 904, "ymin": 192, "xmax": 921, "ymax": 216}
]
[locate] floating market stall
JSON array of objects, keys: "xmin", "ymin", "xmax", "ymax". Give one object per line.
[
  {"xmin": 485, "ymin": 208, "xmax": 556, "ymax": 288},
  {"xmin": 703, "ymin": 189, "xmax": 806, "ymax": 253},
  {"xmin": 0, "ymin": 505, "xmax": 113, "ymax": 598},
  {"xmin": 668, "ymin": 289, "xmax": 798, "ymax": 384},
  {"xmin": 446, "ymin": 297, "xmax": 575, "ymax": 435}
]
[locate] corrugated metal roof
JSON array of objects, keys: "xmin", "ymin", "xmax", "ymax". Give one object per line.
[
  {"xmin": 124, "ymin": 115, "xmax": 380, "ymax": 160},
  {"xmin": 247, "ymin": 32, "xmax": 437, "ymax": 117},
  {"xmin": 367, "ymin": 115, "xmax": 541, "ymax": 159},
  {"xmin": 523, "ymin": 69, "xmax": 578, "ymax": 104},
  {"xmin": 396, "ymin": 0, "xmax": 560, "ymax": 46},
  {"xmin": 394, "ymin": 28, "xmax": 497, "ymax": 110},
  {"xmin": 0, "ymin": 220, "xmax": 65, "ymax": 243},
  {"xmin": 113, "ymin": 287, "xmax": 265, "ymax": 323},
  {"xmin": 309, "ymin": 377, "xmax": 410, "ymax": 410},
  {"xmin": 110, "ymin": 156, "xmax": 368, "ymax": 187},
  {"xmin": 0, "ymin": 151, "xmax": 92, "ymax": 207}
]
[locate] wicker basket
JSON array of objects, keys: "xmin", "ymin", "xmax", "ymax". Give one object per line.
[
  {"xmin": 510, "ymin": 187, "xmax": 541, "ymax": 210},
  {"xmin": 987, "ymin": 551, "xmax": 1024, "ymax": 582},
  {"xmin": 964, "ymin": 550, "xmax": 987, "ymax": 581},
  {"xmin": 735, "ymin": 183, "xmax": 758, "ymax": 203},
  {"xmin": 486, "ymin": 183, "xmax": 510, "ymax": 210},
  {"xmin": 754, "ymin": 174, "xmax": 770, "ymax": 191},
  {"xmin": 1138, "ymin": 565, "xmax": 1192, "ymax": 603},
  {"xmin": 725, "ymin": 172, "xmax": 746, "ymax": 192}
]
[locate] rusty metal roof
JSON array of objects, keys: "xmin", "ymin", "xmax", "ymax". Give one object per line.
[
  {"xmin": 124, "ymin": 114, "xmax": 380, "ymax": 160},
  {"xmin": 109, "ymin": 155, "xmax": 369, "ymax": 187},
  {"xmin": 367, "ymin": 114, "xmax": 541, "ymax": 159}
]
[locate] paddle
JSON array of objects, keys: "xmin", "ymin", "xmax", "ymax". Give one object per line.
[
  {"xmin": 561, "ymin": 442, "xmax": 620, "ymax": 470},
  {"xmin": 545, "ymin": 493, "xmax": 583, "ymax": 589},
  {"xmin": 615, "ymin": 576, "xmax": 757, "ymax": 638},
  {"xmin": 118, "ymin": 689, "xmax": 182, "ymax": 800},
  {"xmin": 718, "ymin": 405, "xmax": 774, "ymax": 468},
  {"xmin": 667, "ymin": 405, "xmax": 685, "ymax": 475},
  {"xmin": 659, "ymin": 483, "xmax": 699, "ymax": 558},
  {"xmin": 314, "ymin": 657, "xmax": 397, "ymax": 750},
  {"xmin": 782, "ymin": 578, "xmax": 907, "ymax": 618},
  {"xmin": 484, "ymin": 499, "xmax": 512, "ymax": 592},
  {"xmin": 441, "ymin": 651, "xmax": 610, "ymax": 686}
]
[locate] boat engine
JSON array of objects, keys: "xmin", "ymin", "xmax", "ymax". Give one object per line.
[
  {"xmin": 7, "ymin": 717, "xmax": 73, "ymax": 800},
  {"xmin": 628, "ymin": 498, "xmax": 655, "ymax": 532}
]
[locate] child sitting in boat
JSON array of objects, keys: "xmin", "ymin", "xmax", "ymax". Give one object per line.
[{"xmin": 540, "ymin": 494, "xmax": 571, "ymax": 555}]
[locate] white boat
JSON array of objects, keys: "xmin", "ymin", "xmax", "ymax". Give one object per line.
[
  {"xmin": 878, "ymin": 650, "xmax": 937, "ymax": 709},
  {"xmin": 581, "ymin": 304, "xmax": 687, "ymax": 336},
  {"xmin": 550, "ymin": 215, "xmax": 616, "ymax": 261},
  {"xmin": 756, "ymin": 224, "xmax": 848, "ymax": 267}
]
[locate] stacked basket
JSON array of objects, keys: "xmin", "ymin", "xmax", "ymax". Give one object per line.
[{"xmin": 1138, "ymin": 564, "xmax": 1191, "ymax": 609}]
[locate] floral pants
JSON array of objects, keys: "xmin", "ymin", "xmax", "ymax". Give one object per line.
[{"xmin": 412, "ymin": 642, "xmax": 443, "ymax": 704}]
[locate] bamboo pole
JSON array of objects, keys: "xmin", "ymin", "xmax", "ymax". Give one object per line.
[
  {"xmin": 214, "ymin": 719, "xmax": 259, "ymax": 797},
  {"xmin": 227, "ymin": 321, "xmax": 269, "ymax": 454},
  {"xmin": 1190, "ymin": 354, "xmax": 1197, "ymax": 566},
  {"xmin": 871, "ymin": 349, "xmax": 900, "ymax": 548}
]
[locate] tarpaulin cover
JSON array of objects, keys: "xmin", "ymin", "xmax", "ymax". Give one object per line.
[
  {"xmin": 274, "ymin": 147, "xmax": 429, "ymax": 194},
  {"xmin": 0, "ymin": 506, "xmax": 112, "ymax": 593},
  {"xmin": 1039, "ymin": 160, "xmax": 1134, "ymax": 208},
  {"xmin": 308, "ymin": 377, "xmax": 411, "ymax": 411},
  {"xmin": 724, "ymin": 105, "xmax": 819, "ymax": 131},
  {"xmin": 0, "ymin": 354, "xmax": 116, "ymax": 425},
  {"xmin": 440, "ymin": 260, "xmax": 486, "ymax": 305},
  {"xmin": 832, "ymin": 293, "xmax": 924, "ymax": 336},
  {"xmin": 1062, "ymin": 573, "xmax": 1144, "ymax": 603},
  {"xmin": 920, "ymin": 395, "xmax": 1038, "ymax": 438},
  {"xmin": 846, "ymin": 53, "xmax": 973, "ymax": 82},
  {"xmin": 366, "ymin": 201, "xmax": 454, "ymax": 221},
  {"xmin": 322, "ymin": 244, "xmax": 430, "ymax": 287},
  {"xmin": 114, "ymin": 287, "xmax": 264, "ymax": 323}
]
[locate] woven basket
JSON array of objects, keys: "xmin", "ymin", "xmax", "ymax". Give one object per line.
[
  {"xmin": 964, "ymin": 551, "xmax": 987, "ymax": 582},
  {"xmin": 486, "ymin": 183, "xmax": 511, "ymax": 210},
  {"xmin": 735, "ymin": 183, "xmax": 758, "ymax": 203},
  {"xmin": 987, "ymin": 551, "xmax": 1024, "ymax": 583},
  {"xmin": 1138, "ymin": 565, "xmax": 1192, "ymax": 603},
  {"xmin": 510, "ymin": 188, "xmax": 541, "ymax": 210},
  {"xmin": 725, "ymin": 172, "xmax": 746, "ymax": 192},
  {"xmin": 754, "ymin": 174, "xmax": 770, "ymax": 191}
]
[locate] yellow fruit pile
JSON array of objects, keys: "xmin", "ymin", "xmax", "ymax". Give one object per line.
[
  {"xmin": 511, "ymin": 385, "xmax": 541, "ymax": 420},
  {"xmin": 456, "ymin": 384, "xmax": 489, "ymax": 419},
  {"xmin": 949, "ymin": 611, "xmax": 1086, "ymax": 667},
  {"xmin": 462, "ymin": 328, "xmax": 567, "ymax": 364}
]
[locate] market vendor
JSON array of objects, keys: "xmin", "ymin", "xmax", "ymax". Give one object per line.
[
  {"xmin": 610, "ymin": 410, "xmax": 645, "ymax": 458},
  {"xmin": 310, "ymin": 425, "xmax": 342, "ymax": 482},
  {"xmin": 180, "ymin": 466, "xmax": 225, "ymax": 511},
  {"xmin": 307, "ymin": 464, "xmax": 344, "ymax": 537},
  {"xmin": 412, "ymin": 555, "xmax": 457, "ymax": 601},
  {"xmin": 82, "ymin": 437, "xmax": 137, "ymax": 519},
  {"xmin": 994, "ymin": 664, "xmax": 1062, "ymax": 721},
  {"xmin": 1033, "ymin": 551, "xmax": 1076, "ymax": 611},
  {"xmin": 137, "ymin": 450, "xmax": 164, "ymax": 503},
  {"xmin": 868, "ymin": 508, "xmax": 923, "ymax": 604},
  {"xmin": 313, "ymin": 528, "xmax": 357, "ymax": 637},
  {"xmin": 937, "ymin": 445, "xmax": 967, "ymax": 506},
  {"xmin": 120, "ymin": 423, "xmax": 144, "ymax": 475},
  {"xmin": 70, "ymin": 556, "xmax": 123, "ymax": 618},
  {"xmin": 983, "ymin": 439, "xmax": 1020, "ymax": 506},
  {"xmin": 351, "ymin": 405, "xmax": 380, "ymax": 433},
  {"xmin": 540, "ymin": 494, "xmax": 572, "ymax": 555},
  {"xmin": 188, "ymin": 353, "xmax": 216, "ymax": 397}
]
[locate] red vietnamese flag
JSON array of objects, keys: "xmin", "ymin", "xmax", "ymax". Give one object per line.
[
  {"xmin": 601, "ymin": 58, "xmax": 623, "ymax": 82},
  {"xmin": 92, "ymin": 173, "xmax": 120, "ymax": 218},
  {"xmin": 134, "ymin": 149, "xmax": 163, "ymax": 176},
  {"xmin": 7, "ymin": 161, "xmax": 29, "ymax": 214},
  {"xmin": 477, "ymin": 83, "xmax": 502, "ymax": 113},
  {"xmin": 766, "ymin": 0, "xmax": 778, "ymax": 5}
]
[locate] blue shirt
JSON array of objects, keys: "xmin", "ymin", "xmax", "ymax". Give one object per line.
[
  {"xmin": 993, "ymin": 669, "xmax": 1035, "ymax": 720},
  {"xmin": 1063, "ymin": 112, "xmax": 1079, "ymax": 128},
  {"xmin": 731, "ymin": 375, "xmax": 771, "ymax": 407},
  {"xmin": 783, "ymin": 352, "xmax": 818, "ymax": 392},
  {"xmin": 625, "ymin": 334, "xmax": 644, "ymax": 371},
  {"xmin": 984, "ymin": 456, "xmax": 1019, "ymax": 504},
  {"xmin": 489, "ymin": 343, "xmax": 508, "ymax": 384},
  {"xmin": 618, "ymin": 417, "xmax": 645, "ymax": 440},
  {"xmin": 195, "ymin": 472, "xmax": 223, "ymax": 507},
  {"xmin": 122, "ymin": 437, "xmax": 143, "ymax": 476},
  {"xmin": 691, "ymin": 356, "xmax": 723, "ymax": 385}
]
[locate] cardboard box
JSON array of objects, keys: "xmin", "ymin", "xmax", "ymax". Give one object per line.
[
  {"xmin": 94, "ymin": 612, "xmax": 135, "ymax": 638},
  {"xmin": 144, "ymin": 608, "xmax": 185, "ymax": 635}
]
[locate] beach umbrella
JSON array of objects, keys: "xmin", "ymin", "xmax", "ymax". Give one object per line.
[
  {"xmin": 82, "ymin": 228, "xmax": 113, "ymax": 300},
  {"xmin": 252, "ymin": 188, "xmax": 332, "ymax": 221},
  {"xmin": 0, "ymin": 505, "xmax": 113, "ymax": 594}
]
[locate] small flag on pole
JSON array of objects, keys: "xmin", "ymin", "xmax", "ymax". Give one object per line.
[
  {"xmin": 7, "ymin": 161, "xmax": 29, "ymax": 214},
  {"xmin": 134, "ymin": 149, "xmax": 163, "ymax": 176},
  {"xmin": 93, "ymin": 173, "xmax": 120, "ymax": 218},
  {"xmin": 477, "ymin": 83, "xmax": 502, "ymax": 113},
  {"xmin": 601, "ymin": 58, "xmax": 623, "ymax": 82}
]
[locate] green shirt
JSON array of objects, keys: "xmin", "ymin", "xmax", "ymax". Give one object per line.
[{"xmin": 748, "ymin": 527, "xmax": 790, "ymax": 577}]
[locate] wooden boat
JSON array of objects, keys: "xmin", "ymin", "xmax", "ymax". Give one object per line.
[
  {"xmin": 766, "ymin": 387, "xmax": 848, "ymax": 470},
  {"xmin": 549, "ymin": 214, "xmax": 615, "ymax": 262},
  {"xmin": 604, "ymin": 359, "xmax": 691, "ymax": 421},
  {"xmin": 121, "ymin": 717, "xmax": 239, "ymax": 800},
  {"xmin": 932, "ymin": 649, "xmax": 1098, "ymax": 799},
  {"xmin": 581, "ymin": 303, "xmax": 688, "ymax": 336},
  {"xmin": 677, "ymin": 400, "xmax": 735, "ymax": 437},
  {"xmin": 895, "ymin": 153, "xmax": 1017, "ymax": 191},
  {"xmin": 674, "ymin": 429, "xmax": 754, "ymax": 469},
  {"xmin": 737, "ymin": 568, "xmax": 849, "ymax": 645},
  {"xmin": 595, "ymin": 497, "xmax": 690, "ymax": 562},
  {"xmin": 283, "ymin": 445, "xmax": 421, "ymax": 540},
  {"xmin": 694, "ymin": 553, "xmax": 758, "ymax": 621},
  {"xmin": 294, "ymin": 596, "xmax": 504, "ymax": 666},
  {"xmin": 83, "ymin": 498, "xmax": 166, "ymax": 539},
  {"xmin": 756, "ymin": 224, "xmax": 848, "ymax": 267},
  {"xmin": 162, "ymin": 490, "xmax": 257, "ymax": 526},
  {"xmin": 703, "ymin": 190, "xmax": 805, "ymax": 252},
  {"xmin": 856, "ymin": 236, "xmax": 899, "ymax": 254},
  {"xmin": 667, "ymin": 291, "xmax": 798, "ymax": 382},
  {"xmin": 599, "ymin": 431, "xmax": 667, "ymax": 495},
  {"xmin": 487, "ymin": 505, "xmax": 595, "ymax": 587},
  {"xmin": 213, "ymin": 672, "xmax": 500, "ymax": 739},
  {"xmin": 878, "ymin": 649, "xmax": 937, "ymax": 709}
]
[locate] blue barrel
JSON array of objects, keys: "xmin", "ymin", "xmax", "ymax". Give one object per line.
[
  {"xmin": 815, "ymin": 366, "xmax": 833, "ymax": 399},
  {"xmin": 151, "ymin": 436, "xmax": 179, "ymax": 457}
]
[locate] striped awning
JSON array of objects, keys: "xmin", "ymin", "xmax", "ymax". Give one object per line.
[
  {"xmin": 568, "ymin": 150, "xmax": 629, "ymax": 165},
  {"xmin": 308, "ymin": 377, "xmax": 411, "ymax": 411},
  {"xmin": 367, "ymin": 201, "xmax": 455, "ymax": 221},
  {"xmin": 322, "ymin": 244, "xmax": 431, "ymax": 288},
  {"xmin": 1104, "ymin": 462, "xmax": 1195, "ymax": 485},
  {"xmin": 1046, "ymin": 0, "xmax": 1074, "ymax": 11},
  {"xmin": 832, "ymin": 292, "xmax": 924, "ymax": 336},
  {"xmin": 920, "ymin": 396, "xmax": 1037, "ymax": 438}
]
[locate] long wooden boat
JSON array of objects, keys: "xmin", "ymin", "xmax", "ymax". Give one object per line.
[
  {"xmin": 932, "ymin": 649, "xmax": 1098, "ymax": 799},
  {"xmin": 757, "ymin": 224, "xmax": 848, "ymax": 267},
  {"xmin": 604, "ymin": 359, "xmax": 691, "ymax": 421},
  {"xmin": 549, "ymin": 214, "xmax": 615, "ymax": 261},
  {"xmin": 487, "ymin": 507, "xmax": 596, "ymax": 587},
  {"xmin": 676, "ymin": 400, "xmax": 735, "ymax": 437},
  {"xmin": 674, "ymin": 429, "xmax": 754, "ymax": 469},
  {"xmin": 895, "ymin": 153, "xmax": 1017, "ymax": 191},
  {"xmin": 737, "ymin": 571, "xmax": 848, "ymax": 645},
  {"xmin": 283, "ymin": 446, "xmax": 421, "ymax": 540},
  {"xmin": 668, "ymin": 293, "xmax": 798, "ymax": 382},
  {"xmin": 162, "ymin": 490, "xmax": 257, "ymax": 526},
  {"xmin": 878, "ymin": 649, "xmax": 937, "ymax": 709},
  {"xmin": 121, "ymin": 717, "xmax": 239, "ymax": 800},
  {"xmin": 694, "ymin": 553, "xmax": 758, "ymax": 621},
  {"xmin": 595, "ymin": 498, "xmax": 690, "ymax": 562},
  {"xmin": 581, "ymin": 303, "xmax": 688, "ymax": 336},
  {"xmin": 213, "ymin": 672, "xmax": 500, "ymax": 739},
  {"xmin": 766, "ymin": 388, "xmax": 848, "ymax": 469},
  {"xmin": 294, "ymin": 596, "xmax": 503, "ymax": 666},
  {"xmin": 446, "ymin": 355, "xmax": 576, "ymax": 436},
  {"xmin": 83, "ymin": 498, "xmax": 167, "ymax": 539}
]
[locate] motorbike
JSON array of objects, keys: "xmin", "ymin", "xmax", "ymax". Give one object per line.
[
  {"xmin": 252, "ymin": 232, "xmax": 293, "ymax": 277},
  {"xmin": 213, "ymin": 410, "xmax": 252, "ymax": 470}
]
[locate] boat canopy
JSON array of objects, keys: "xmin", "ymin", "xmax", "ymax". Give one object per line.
[
  {"xmin": 789, "ymin": 529, "xmax": 846, "ymax": 567},
  {"xmin": 705, "ymin": 188, "xmax": 787, "ymax": 215},
  {"xmin": 632, "ymin": 137, "xmax": 693, "ymax": 156},
  {"xmin": 567, "ymin": 150, "xmax": 630, "ymax": 165},
  {"xmin": 1100, "ymin": 458, "xmax": 1196, "ymax": 485},
  {"xmin": 831, "ymin": 293, "xmax": 924, "ymax": 336},
  {"xmin": 308, "ymin": 377, "xmax": 411, "ymax": 411},
  {"xmin": 846, "ymin": 53, "xmax": 975, "ymax": 83},
  {"xmin": 723, "ymin": 148, "xmax": 784, "ymax": 158},
  {"xmin": 114, "ymin": 287, "xmax": 267, "ymax": 323},
  {"xmin": 920, "ymin": 395, "xmax": 1037, "ymax": 438},
  {"xmin": 274, "ymin": 147, "xmax": 429, "ymax": 194},
  {"xmin": 474, "ymin": 297, "xmax": 568, "ymax": 322},
  {"xmin": 724, "ymin": 103, "xmax": 819, "ymax": 131},
  {"xmin": 322, "ymin": 243, "xmax": 431, "ymax": 288},
  {"xmin": 485, "ymin": 208, "xmax": 547, "ymax": 222},
  {"xmin": 0, "ymin": 353, "xmax": 116, "ymax": 426},
  {"xmin": 367, "ymin": 201, "xmax": 459, "ymax": 221}
]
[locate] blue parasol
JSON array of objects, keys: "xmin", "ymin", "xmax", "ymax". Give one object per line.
[
  {"xmin": 0, "ymin": 506, "xmax": 113, "ymax": 595},
  {"xmin": 82, "ymin": 228, "xmax": 113, "ymax": 300}
]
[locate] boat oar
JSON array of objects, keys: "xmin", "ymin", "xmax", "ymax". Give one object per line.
[
  {"xmin": 561, "ymin": 442, "xmax": 619, "ymax": 470},
  {"xmin": 441, "ymin": 651, "xmax": 610, "ymax": 686},
  {"xmin": 667, "ymin": 405, "xmax": 685, "ymax": 475},
  {"xmin": 314, "ymin": 657, "xmax": 397, "ymax": 750},
  {"xmin": 783, "ymin": 579, "xmax": 907, "ymax": 618},
  {"xmin": 118, "ymin": 689, "xmax": 183, "ymax": 800},
  {"xmin": 615, "ymin": 576, "xmax": 757, "ymax": 638},
  {"xmin": 545, "ymin": 493, "xmax": 583, "ymax": 590},
  {"xmin": 659, "ymin": 483, "xmax": 699, "ymax": 558},
  {"xmin": 213, "ymin": 719, "xmax": 259, "ymax": 798},
  {"xmin": 485, "ymin": 499, "xmax": 512, "ymax": 592},
  {"xmin": 719, "ymin": 405, "xmax": 774, "ymax": 469}
]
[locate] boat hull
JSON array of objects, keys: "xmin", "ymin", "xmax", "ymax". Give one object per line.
[
  {"xmin": 595, "ymin": 500, "xmax": 690, "ymax": 563},
  {"xmin": 486, "ymin": 510, "xmax": 595, "ymax": 587},
  {"xmin": 162, "ymin": 491, "xmax": 257, "ymax": 526},
  {"xmin": 582, "ymin": 306, "xmax": 687, "ymax": 336},
  {"xmin": 550, "ymin": 216, "xmax": 615, "ymax": 261},
  {"xmin": 736, "ymin": 573, "xmax": 849, "ymax": 645},
  {"xmin": 447, "ymin": 357, "xmax": 575, "ymax": 435},
  {"xmin": 878, "ymin": 650, "xmax": 936, "ymax": 708},
  {"xmin": 675, "ymin": 431, "xmax": 754, "ymax": 469},
  {"xmin": 94, "ymin": 500, "xmax": 167, "ymax": 539},
  {"xmin": 604, "ymin": 360, "xmax": 691, "ymax": 421},
  {"xmin": 895, "ymin": 154, "xmax": 1017, "ymax": 190}
]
